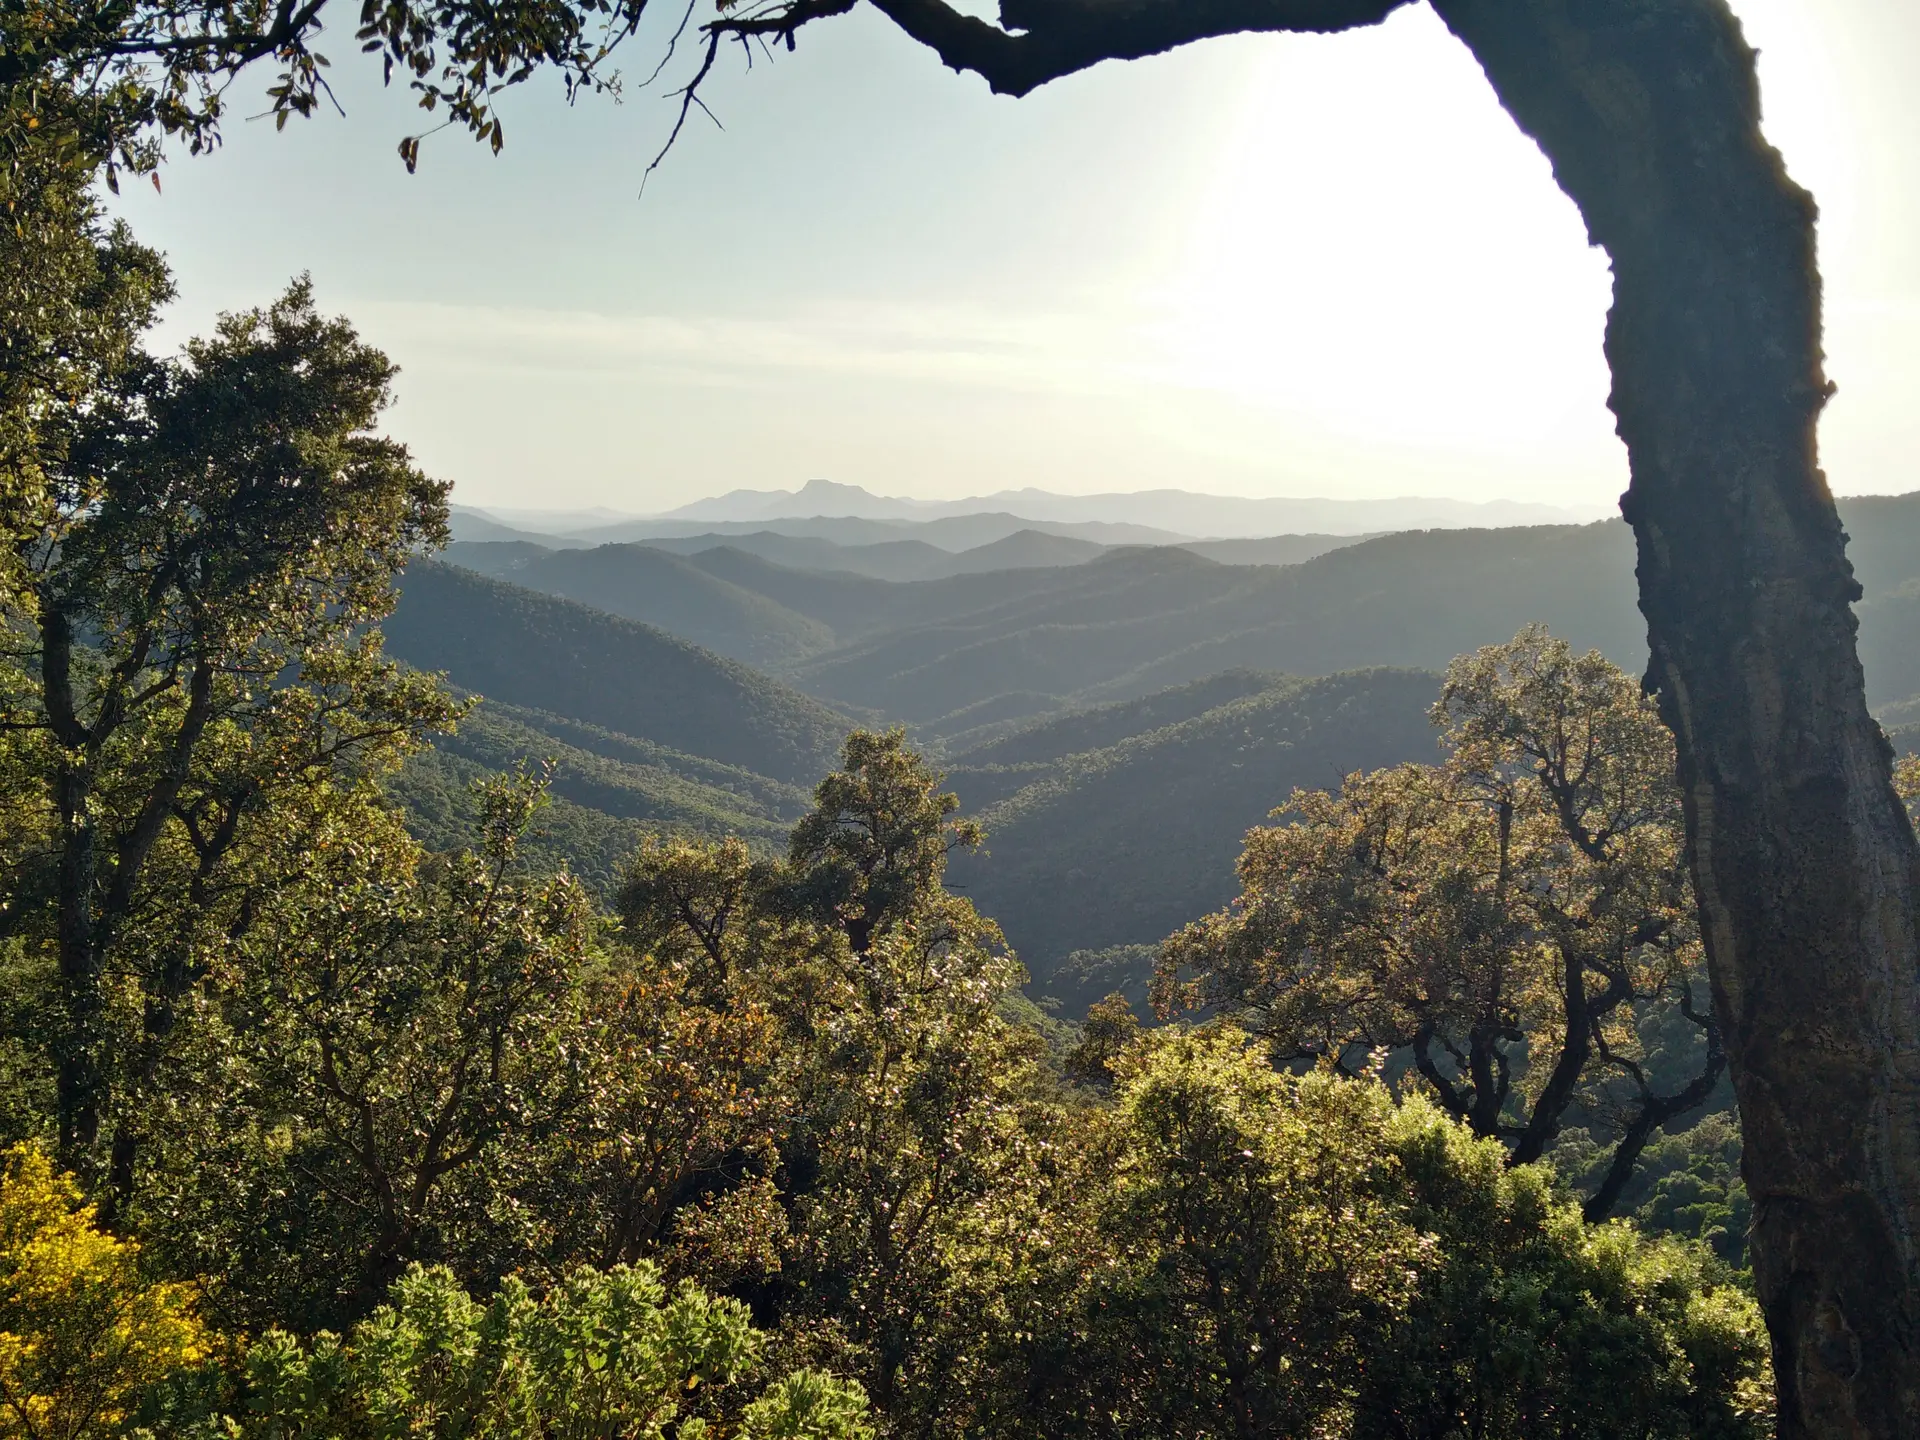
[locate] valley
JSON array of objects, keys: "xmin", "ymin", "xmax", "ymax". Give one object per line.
[{"xmin": 399, "ymin": 490, "xmax": 1920, "ymax": 1004}]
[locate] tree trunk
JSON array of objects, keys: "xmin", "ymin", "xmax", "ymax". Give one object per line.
[
  {"xmin": 1430, "ymin": 2, "xmax": 1920, "ymax": 1432},
  {"xmin": 43, "ymin": 605, "xmax": 104, "ymax": 1162}
]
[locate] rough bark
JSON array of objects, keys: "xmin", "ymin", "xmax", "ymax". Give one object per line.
[{"xmin": 1425, "ymin": 5, "xmax": 1920, "ymax": 1432}]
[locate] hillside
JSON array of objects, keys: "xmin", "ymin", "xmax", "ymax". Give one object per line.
[
  {"xmin": 638, "ymin": 530, "xmax": 950, "ymax": 581},
  {"xmin": 441, "ymin": 503, "xmax": 1920, "ymax": 729},
  {"xmin": 1181, "ymin": 533, "xmax": 1370, "ymax": 566},
  {"xmin": 489, "ymin": 542, "xmax": 834, "ymax": 667},
  {"xmin": 448, "ymin": 506, "xmax": 584, "ymax": 548},
  {"xmin": 404, "ymin": 493, "xmax": 1920, "ymax": 990},
  {"xmin": 945, "ymin": 667, "xmax": 1443, "ymax": 995},
  {"xmin": 955, "ymin": 669, "xmax": 1285, "ymax": 768},
  {"xmin": 615, "ymin": 527, "xmax": 1363, "ymax": 582},
  {"xmin": 678, "ymin": 548, "xmax": 1087, "ymax": 639},
  {"xmin": 932, "ymin": 528, "xmax": 1106, "ymax": 573},
  {"xmin": 382, "ymin": 560, "xmax": 852, "ymax": 785},
  {"xmin": 636, "ymin": 528, "xmax": 1105, "ymax": 581},
  {"xmin": 391, "ymin": 697, "xmax": 807, "ymax": 886},
  {"xmin": 787, "ymin": 526, "xmax": 1647, "ymax": 720},
  {"xmin": 444, "ymin": 540, "xmax": 555, "ymax": 577}
]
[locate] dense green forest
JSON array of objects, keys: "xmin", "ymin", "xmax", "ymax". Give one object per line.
[
  {"xmin": 414, "ymin": 496, "xmax": 1920, "ymax": 1007},
  {"xmin": 18, "ymin": 35, "xmax": 1920, "ymax": 1435},
  {"xmin": 0, "ymin": 238, "xmax": 1787, "ymax": 1436},
  {"xmin": 382, "ymin": 560, "xmax": 857, "ymax": 784}
]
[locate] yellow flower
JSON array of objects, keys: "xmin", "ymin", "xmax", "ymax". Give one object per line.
[{"xmin": 0, "ymin": 1144, "xmax": 212, "ymax": 1440}]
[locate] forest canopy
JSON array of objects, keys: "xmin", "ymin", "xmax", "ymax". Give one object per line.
[
  {"xmin": 7, "ymin": 1, "xmax": 1903, "ymax": 1433},
  {"xmin": 0, "ymin": 187, "xmax": 1772, "ymax": 1438}
]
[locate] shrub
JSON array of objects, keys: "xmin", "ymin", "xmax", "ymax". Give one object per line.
[
  {"xmin": 0, "ymin": 1144, "xmax": 212, "ymax": 1440},
  {"xmin": 233, "ymin": 1261, "xmax": 868, "ymax": 1440}
]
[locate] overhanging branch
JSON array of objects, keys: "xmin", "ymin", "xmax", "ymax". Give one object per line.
[{"xmin": 709, "ymin": 0, "xmax": 1411, "ymax": 97}]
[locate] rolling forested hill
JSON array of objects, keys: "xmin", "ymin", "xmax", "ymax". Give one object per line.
[
  {"xmin": 389, "ymin": 698, "xmax": 807, "ymax": 887},
  {"xmin": 445, "ymin": 521, "xmax": 1650, "ymax": 723},
  {"xmin": 955, "ymin": 669, "xmax": 1288, "ymax": 769},
  {"xmin": 635, "ymin": 530, "xmax": 952, "ymax": 580},
  {"xmin": 784, "ymin": 525, "xmax": 1647, "ymax": 721},
  {"xmin": 382, "ymin": 560, "xmax": 853, "ymax": 785},
  {"xmin": 945, "ymin": 668, "xmax": 1442, "ymax": 992},
  {"xmin": 569, "ymin": 510, "xmax": 1190, "ymax": 549},
  {"xmin": 399, "ymin": 493, "xmax": 1920, "ymax": 1009},
  {"xmin": 440, "ymin": 542, "xmax": 835, "ymax": 666}
]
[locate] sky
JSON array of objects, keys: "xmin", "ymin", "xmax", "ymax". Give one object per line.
[{"xmin": 109, "ymin": 0, "xmax": 1920, "ymax": 516}]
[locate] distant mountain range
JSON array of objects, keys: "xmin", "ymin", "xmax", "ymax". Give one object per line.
[
  {"xmin": 446, "ymin": 528, "xmax": 1367, "ymax": 594},
  {"xmin": 451, "ymin": 480, "xmax": 1607, "ymax": 547},
  {"xmin": 653, "ymin": 479, "xmax": 1603, "ymax": 536},
  {"xmin": 448, "ymin": 506, "xmax": 1189, "ymax": 552}
]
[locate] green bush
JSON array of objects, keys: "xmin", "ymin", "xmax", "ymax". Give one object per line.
[
  {"xmin": 985, "ymin": 1031, "xmax": 1772, "ymax": 1440},
  {"xmin": 233, "ymin": 1262, "xmax": 869, "ymax": 1440}
]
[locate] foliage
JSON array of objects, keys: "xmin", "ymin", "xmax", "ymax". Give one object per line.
[
  {"xmin": 1894, "ymin": 750, "xmax": 1920, "ymax": 826},
  {"xmin": 1555, "ymin": 1112, "xmax": 1751, "ymax": 1269},
  {"xmin": 235, "ymin": 1261, "xmax": 870, "ymax": 1440},
  {"xmin": 607, "ymin": 731, "xmax": 1061, "ymax": 1422},
  {"xmin": 0, "ymin": 1143, "xmax": 212, "ymax": 1440},
  {"xmin": 782, "ymin": 728, "xmax": 985, "ymax": 958},
  {"xmin": 0, "ymin": 0, "xmax": 649, "ymax": 188},
  {"xmin": 1352, "ymin": 1091, "xmax": 1770, "ymax": 1440},
  {"xmin": 740, "ymin": 1369, "xmax": 875, "ymax": 1440},
  {"xmin": 0, "ymin": 235, "xmax": 1788, "ymax": 1431},
  {"xmin": 1060, "ymin": 994, "xmax": 1137, "ymax": 1088},
  {"xmin": 0, "ymin": 36, "xmax": 1825, "ymax": 1435},
  {"xmin": 0, "ymin": 270, "xmax": 456, "ymax": 1193},
  {"xmin": 134, "ymin": 768, "xmax": 595, "ymax": 1333},
  {"xmin": 982, "ymin": 1031, "xmax": 1770, "ymax": 1440},
  {"xmin": 1160, "ymin": 628, "xmax": 1723, "ymax": 1217},
  {"xmin": 0, "ymin": 144, "xmax": 170, "ymax": 603}
]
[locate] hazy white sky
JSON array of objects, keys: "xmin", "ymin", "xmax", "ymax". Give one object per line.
[{"xmin": 111, "ymin": 0, "xmax": 1919, "ymax": 514}]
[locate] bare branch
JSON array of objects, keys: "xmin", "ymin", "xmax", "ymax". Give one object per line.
[
  {"xmin": 859, "ymin": 0, "xmax": 1410, "ymax": 95},
  {"xmin": 690, "ymin": 0, "xmax": 1407, "ymax": 112}
]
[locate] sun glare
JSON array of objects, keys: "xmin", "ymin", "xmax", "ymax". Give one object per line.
[{"xmin": 1149, "ymin": 6, "xmax": 1620, "ymax": 495}]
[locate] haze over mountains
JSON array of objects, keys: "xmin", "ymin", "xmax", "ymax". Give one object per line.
[
  {"xmin": 651, "ymin": 479, "xmax": 1602, "ymax": 534},
  {"xmin": 453, "ymin": 479, "xmax": 1605, "ymax": 549},
  {"xmin": 399, "ymin": 487, "xmax": 1920, "ymax": 1002}
]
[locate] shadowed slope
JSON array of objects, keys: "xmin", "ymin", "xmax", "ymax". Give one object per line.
[
  {"xmin": 947, "ymin": 667, "xmax": 1442, "ymax": 991},
  {"xmin": 384, "ymin": 560, "xmax": 851, "ymax": 785}
]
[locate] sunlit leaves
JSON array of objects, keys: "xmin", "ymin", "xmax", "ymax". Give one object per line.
[
  {"xmin": 235, "ymin": 1260, "xmax": 873, "ymax": 1440},
  {"xmin": 0, "ymin": 1143, "xmax": 213, "ymax": 1440},
  {"xmin": 1159, "ymin": 627, "xmax": 1716, "ymax": 1210}
]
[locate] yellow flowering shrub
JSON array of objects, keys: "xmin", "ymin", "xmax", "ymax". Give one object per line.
[{"xmin": 0, "ymin": 1144, "xmax": 211, "ymax": 1440}]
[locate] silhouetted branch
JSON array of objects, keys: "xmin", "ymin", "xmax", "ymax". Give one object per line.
[{"xmin": 696, "ymin": 0, "xmax": 1407, "ymax": 101}]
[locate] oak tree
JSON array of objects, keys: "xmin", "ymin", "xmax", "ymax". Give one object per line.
[
  {"xmin": 1162, "ymin": 628, "xmax": 1725, "ymax": 1221},
  {"xmin": 6, "ymin": 1, "xmax": 1907, "ymax": 1430},
  {"xmin": 0, "ymin": 279, "xmax": 455, "ymax": 1196}
]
